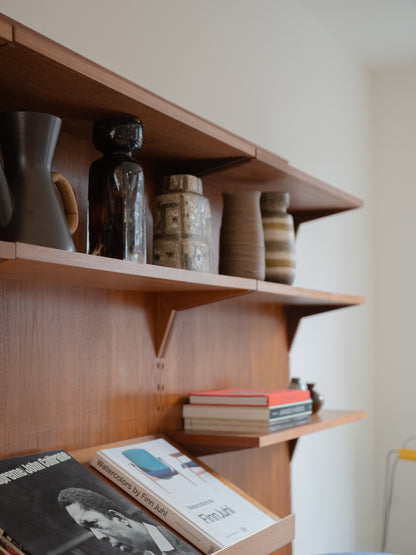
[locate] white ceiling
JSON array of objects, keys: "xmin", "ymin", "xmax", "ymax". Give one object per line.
[{"xmin": 298, "ymin": 0, "xmax": 416, "ymax": 69}]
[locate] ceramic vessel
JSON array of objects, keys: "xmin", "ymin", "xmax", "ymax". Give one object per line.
[
  {"xmin": 153, "ymin": 174, "xmax": 213, "ymax": 272},
  {"xmin": 260, "ymin": 191, "xmax": 296, "ymax": 284},
  {"xmin": 219, "ymin": 191, "xmax": 265, "ymax": 280},
  {"xmin": 287, "ymin": 377, "xmax": 308, "ymax": 391},
  {"xmin": 0, "ymin": 111, "xmax": 77, "ymax": 251},
  {"xmin": 88, "ymin": 116, "xmax": 146, "ymax": 263},
  {"xmin": 307, "ymin": 382, "xmax": 324, "ymax": 414}
]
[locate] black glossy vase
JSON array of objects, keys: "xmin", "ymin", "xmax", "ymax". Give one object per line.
[
  {"xmin": 0, "ymin": 111, "xmax": 76, "ymax": 251},
  {"xmin": 88, "ymin": 116, "xmax": 146, "ymax": 262}
]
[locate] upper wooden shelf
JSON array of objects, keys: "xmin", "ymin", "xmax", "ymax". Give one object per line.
[
  {"xmin": 254, "ymin": 280, "xmax": 364, "ymax": 308},
  {"xmin": 0, "ymin": 14, "xmax": 362, "ymax": 225},
  {"xmin": 0, "ymin": 241, "xmax": 364, "ymax": 357},
  {"xmin": 0, "ymin": 241, "xmax": 256, "ymax": 295},
  {"xmin": 168, "ymin": 410, "xmax": 367, "ymax": 456},
  {"xmin": 0, "ymin": 240, "xmax": 363, "ymax": 308}
]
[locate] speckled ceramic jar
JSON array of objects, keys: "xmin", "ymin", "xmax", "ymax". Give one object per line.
[{"xmin": 153, "ymin": 174, "xmax": 213, "ymax": 272}]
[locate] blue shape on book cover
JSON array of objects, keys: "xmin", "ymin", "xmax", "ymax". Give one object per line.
[{"xmin": 122, "ymin": 448, "xmax": 178, "ymax": 480}]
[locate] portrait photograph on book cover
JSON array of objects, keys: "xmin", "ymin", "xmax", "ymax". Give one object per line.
[{"xmin": 0, "ymin": 450, "xmax": 199, "ymax": 555}]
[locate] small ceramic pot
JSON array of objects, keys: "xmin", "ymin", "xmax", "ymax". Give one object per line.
[
  {"xmin": 307, "ymin": 382, "xmax": 324, "ymax": 413},
  {"xmin": 287, "ymin": 377, "xmax": 308, "ymax": 390}
]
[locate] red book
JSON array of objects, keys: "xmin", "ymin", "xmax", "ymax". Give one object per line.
[{"xmin": 188, "ymin": 388, "xmax": 310, "ymax": 407}]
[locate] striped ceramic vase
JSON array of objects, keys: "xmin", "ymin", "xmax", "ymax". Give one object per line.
[{"xmin": 260, "ymin": 192, "xmax": 296, "ymax": 285}]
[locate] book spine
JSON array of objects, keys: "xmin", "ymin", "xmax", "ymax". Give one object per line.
[
  {"xmin": 0, "ymin": 531, "xmax": 29, "ymax": 555},
  {"xmin": 183, "ymin": 405, "xmax": 268, "ymax": 420},
  {"xmin": 269, "ymin": 401, "xmax": 312, "ymax": 419},
  {"xmin": 184, "ymin": 413, "xmax": 311, "ymax": 432},
  {"xmin": 90, "ymin": 453, "xmax": 221, "ymax": 555},
  {"xmin": 268, "ymin": 414, "xmax": 311, "ymax": 431},
  {"xmin": 183, "ymin": 402, "xmax": 312, "ymax": 421},
  {"xmin": 189, "ymin": 390, "xmax": 310, "ymax": 406}
]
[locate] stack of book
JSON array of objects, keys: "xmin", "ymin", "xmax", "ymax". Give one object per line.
[{"xmin": 183, "ymin": 388, "xmax": 313, "ymax": 433}]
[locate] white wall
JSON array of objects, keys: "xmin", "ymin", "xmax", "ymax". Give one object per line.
[
  {"xmin": 373, "ymin": 66, "xmax": 416, "ymax": 555},
  {"xmin": 0, "ymin": 1, "xmax": 376, "ymax": 553}
]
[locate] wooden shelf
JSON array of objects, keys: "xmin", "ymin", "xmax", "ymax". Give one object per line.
[
  {"xmin": 0, "ymin": 241, "xmax": 254, "ymax": 294},
  {"xmin": 0, "ymin": 241, "xmax": 362, "ymax": 306},
  {"xmin": 71, "ymin": 435, "xmax": 295, "ymax": 554},
  {"xmin": 168, "ymin": 410, "xmax": 367, "ymax": 456},
  {"xmin": 0, "ymin": 241, "xmax": 363, "ymax": 358},
  {"xmin": 252, "ymin": 281, "xmax": 364, "ymax": 348},
  {"xmin": 0, "ymin": 13, "xmax": 366, "ymax": 555},
  {"xmin": 255, "ymin": 280, "xmax": 364, "ymax": 306},
  {"xmin": 205, "ymin": 147, "xmax": 363, "ymax": 228},
  {"xmin": 0, "ymin": 15, "xmax": 362, "ymax": 226},
  {"xmin": 0, "ymin": 241, "xmax": 364, "ymax": 358},
  {"xmin": 212, "ymin": 519, "xmax": 295, "ymax": 555}
]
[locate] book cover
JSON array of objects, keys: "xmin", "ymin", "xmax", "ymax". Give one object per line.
[
  {"xmin": 188, "ymin": 388, "xmax": 310, "ymax": 407},
  {"xmin": 91, "ymin": 437, "xmax": 276, "ymax": 554},
  {"xmin": 0, "ymin": 449, "xmax": 200, "ymax": 555},
  {"xmin": 182, "ymin": 400, "xmax": 312, "ymax": 421},
  {"xmin": 183, "ymin": 414, "xmax": 312, "ymax": 433}
]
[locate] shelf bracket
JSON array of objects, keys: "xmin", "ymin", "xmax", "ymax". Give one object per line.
[
  {"xmin": 155, "ymin": 289, "xmax": 252, "ymax": 359},
  {"xmin": 288, "ymin": 439, "xmax": 299, "ymax": 461},
  {"xmin": 286, "ymin": 303, "xmax": 355, "ymax": 350}
]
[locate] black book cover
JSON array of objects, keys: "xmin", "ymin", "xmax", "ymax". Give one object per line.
[{"xmin": 0, "ymin": 449, "xmax": 199, "ymax": 555}]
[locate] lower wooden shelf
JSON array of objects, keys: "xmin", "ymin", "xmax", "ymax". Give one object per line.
[
  {"xmin": 71, "ymin": 435, "xmax": 295, "ymax": 554},
  {"xmin": 213, "ymin": 516, "xmax": 294, "ymax": 555},
  {"xmin": 168, "ymin": 409, "xmax": 367, "ymax": 456}
]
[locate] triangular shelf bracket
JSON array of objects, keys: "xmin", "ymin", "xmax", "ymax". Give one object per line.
[
  {"xmin": 285, "ymin": 303, "xmax": 355, "ymax": 350},
  {"xmin": 155, "ymin": 288, "xmax": 252, "ymax": 358}
]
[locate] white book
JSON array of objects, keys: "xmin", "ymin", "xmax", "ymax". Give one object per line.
[
  {"xmin": 184, "ymin": 413, "xmax": 312, "ymax": 433},
  {"xmin": 91, "ymin": 437, "xmax": 276, "ymax": 554},
  {"xmin": 91, "ymin": 453, "xmax": 220, "ymax": 554}
]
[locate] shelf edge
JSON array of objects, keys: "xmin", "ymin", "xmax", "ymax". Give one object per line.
[{"xmin": 168, "ymin": 409, "xmax": 367, "ymax": 456}]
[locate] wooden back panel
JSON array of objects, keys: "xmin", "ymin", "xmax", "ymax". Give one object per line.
[{"xmin": 0, "ymin": 130, "xmax": 292, "ymax": 554}]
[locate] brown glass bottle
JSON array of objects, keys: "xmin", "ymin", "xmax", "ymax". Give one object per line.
[{"xmin": 88, "ymin": 117, "xmax": 146, "ymax": 263}]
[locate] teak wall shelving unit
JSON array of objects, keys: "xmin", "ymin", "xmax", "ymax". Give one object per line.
[{"xmin": 0, "ymin": 14, "xmax": 366, "ymax": 555}]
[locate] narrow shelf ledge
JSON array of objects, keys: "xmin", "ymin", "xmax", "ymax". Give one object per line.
[
  {"xmin": 168, "ymin": 409, "xmax": 367, "ymax": 456},
  {"xmin": 212, "ymin": 515, "xmax": 294, "ymax": 555},
  {"xmin": 0, "ymin": 242, "xmax": 364, "ymax": 357},
  {"xmin": 0, "ymin": 241, "xmax": 364, "ymax": 309},
  {"xmin": 0, "ymin": 16, "xmax": 255, "ymax": 171},
  {"xmin": 204, "ymin": 147, "xmax": 363, "ymax": 227},
  {"xmin": 253, "ymin": 281, "xmax": 364, "ymax": 348},
  {"xmin": 0, "ymin": 14, "xmax": 363, "ymax": 225},
  {"xmin": 255, "ymin": 280, "xmax": 364, "ymax": 307},
  {"xmin": 0, "ymin": 241, "xmax": 256, "ymax": 294}
]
